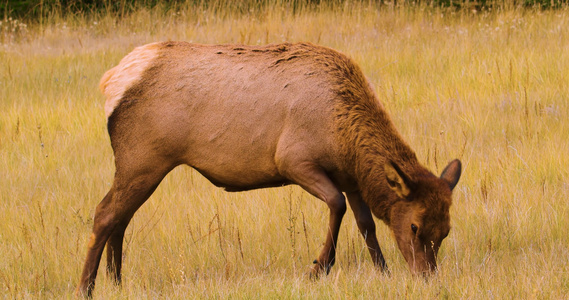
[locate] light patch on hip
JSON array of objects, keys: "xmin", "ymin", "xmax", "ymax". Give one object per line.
[{"xmin": 100, "ymin": 43, "xmax": 161, "ymax": 118}]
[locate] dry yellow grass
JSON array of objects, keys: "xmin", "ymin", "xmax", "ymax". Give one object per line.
[{"xmin": 1, "ymin": 3, "xmax": 568, "ymax": 298}]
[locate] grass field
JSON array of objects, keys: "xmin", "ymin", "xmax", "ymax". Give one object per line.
[{"xmin": 1, "ymin": 2, "xmax": 569, "ymax": 298}]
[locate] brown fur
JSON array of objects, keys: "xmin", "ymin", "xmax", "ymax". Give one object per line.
[{"xmin": 76, "ymin": 41, "xmax": 462, "ymax": 297}]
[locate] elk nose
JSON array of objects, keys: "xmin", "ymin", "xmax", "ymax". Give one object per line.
[
  {"xmin": 428, "ymin": 261, "xmax": 437, "ymax": 272},
  {"xmin": 411, "ymin": 262, "xmax": 436, "ymax": 278}
]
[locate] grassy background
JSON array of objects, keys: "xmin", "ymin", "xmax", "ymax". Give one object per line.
[
  {"xmin": 1, "ymin": 0, "xmax": 568, "ymax": 21},
  {"xmin": 1, "ymin": 2, "xmax": 569, "ymax": 298}
]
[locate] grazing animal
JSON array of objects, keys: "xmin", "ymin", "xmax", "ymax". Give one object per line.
[{"xmin": 77, "ymin": 41, "xmax": 462, "ymax": 297}]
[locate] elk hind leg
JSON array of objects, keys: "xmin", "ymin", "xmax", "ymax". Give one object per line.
[
  {"xmin": 105, "ymin": 168, "xmax": 171, "ymax": 284},
  {"xmin": 77, "ymin": 165, "xmax": 172, "ymax": 297}
]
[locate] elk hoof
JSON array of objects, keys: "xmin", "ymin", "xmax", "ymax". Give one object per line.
[{"xmin": 309, "ymin": 259, "xmax": 331, "ymax": 280}]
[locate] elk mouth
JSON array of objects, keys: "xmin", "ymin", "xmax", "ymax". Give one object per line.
[
  {"xmin": 409, "ymin": 261, "xmax": 437, "ymax": 278},
  {"xmin": 405, "ymin": 246, "xmax": 437, "ymax": 277}
]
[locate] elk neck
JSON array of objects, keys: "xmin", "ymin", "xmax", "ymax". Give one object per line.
[{"xmin": 331, "ymin": 68, "xmax": 422, "ymax": 223}]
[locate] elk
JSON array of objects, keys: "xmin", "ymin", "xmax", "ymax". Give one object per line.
[{"xmin": 77, "ymin": 41, "xmax": 462, "ymax": 297}]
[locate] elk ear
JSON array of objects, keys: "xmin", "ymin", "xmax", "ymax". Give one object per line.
[
  {"xmin": 440, "ymin": 159, "xmax": 462, "ymax": 190},
  {"xmin": 384, "ymin": 161, "xmax": 412, "ymax": 198}
]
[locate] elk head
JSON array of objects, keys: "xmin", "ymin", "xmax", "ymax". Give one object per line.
[{"xmin": 385, "ymin": 159, "xmax": 461, "ymax": 275}]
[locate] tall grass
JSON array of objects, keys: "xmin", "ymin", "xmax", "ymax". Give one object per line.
[{"xmin": 1, "ymin": 2, "xmax": 568, "ymax": 298}]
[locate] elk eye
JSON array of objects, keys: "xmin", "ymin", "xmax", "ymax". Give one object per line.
[{"xmin": 411, "ymin": 224, "xmax": 418, "ymax": 234}]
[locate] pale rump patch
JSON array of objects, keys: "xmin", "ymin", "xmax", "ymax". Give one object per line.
[{"xmin": 101, "ymin": 43, "xmax": 161, "ymax": 118}]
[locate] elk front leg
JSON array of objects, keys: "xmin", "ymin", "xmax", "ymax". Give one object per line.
[
  {"xmin": 279, "ymin": 161, "xmax": 347, "ymax": 277},
  {"xmin": 346, "ymin": 191, "xmax": 388, "ymax": 272},
  {"xmin": 311, "ymin": 191, "xmax": 346, "ymax": 277}
]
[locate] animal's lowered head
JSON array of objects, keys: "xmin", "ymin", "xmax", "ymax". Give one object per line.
[{"xmin": 385, "ymin": 159, "xmax": 461, "ymax": 275}]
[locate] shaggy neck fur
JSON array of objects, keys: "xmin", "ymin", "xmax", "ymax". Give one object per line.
[{"xmin": 313, "ymin": 46, "xmax": 425, "ymax": 223}]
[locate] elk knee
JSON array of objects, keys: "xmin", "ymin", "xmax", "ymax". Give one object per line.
[
  {"xmin": 327, "ymin": 193, "xmax": 347, "ymax": 216},
  {"xmin": 356, "ymin": 215, "xmax": 376, "ymax": 234}
]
